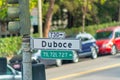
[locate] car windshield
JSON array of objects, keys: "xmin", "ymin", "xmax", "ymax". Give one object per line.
[{"xmin": 95, "ymin": 31, "xmax": 113, "ymax": 39}]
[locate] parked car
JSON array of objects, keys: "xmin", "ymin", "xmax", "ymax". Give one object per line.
[
  {"xmin": 0, "ymin": 65, "xmax": 21, "ymax": 80},
  {"xmin": 95, "ymin": 26, "xmax": 120, "ymax": 55},
  {"xmin": 9, "ymin": 54, "xmax": 22, "ymax": 71},
  {"xmin": 72, "ymin": 32, "xmax": 98, "ymax": 63}
]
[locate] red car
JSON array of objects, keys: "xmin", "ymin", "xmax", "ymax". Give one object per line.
[{"xmin": 95, "ymin": 26, "xmax": 120, "ymax": 55}]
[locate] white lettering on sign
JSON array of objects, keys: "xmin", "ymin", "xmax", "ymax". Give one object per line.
[{"xmin": 32, "ymin": 38, "xmax": 80, "ymax": 50}]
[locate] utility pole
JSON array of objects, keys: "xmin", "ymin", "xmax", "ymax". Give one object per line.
[
  {"xmin": 38, "ymin": 0, "xmax": 43, "ymax": 38},
  {"xmin": 19, "ymin": 0, "xmax": 32, "ymax": 80}
]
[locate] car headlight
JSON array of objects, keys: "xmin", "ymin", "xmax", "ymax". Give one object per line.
[
  {"xmin": 102, "ymin": 41, "xmax": 113, "ymax": 48},
  {"xmin": 102, "ymin": 44, "xmax": 106, "ymax": 48}
]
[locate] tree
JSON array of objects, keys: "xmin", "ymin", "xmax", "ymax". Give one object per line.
[
  {"xmin": 43, "ymin": 0, "xmax": 55, "ymax": 38},
  {"xmin": 0, "ymin": 0, "xmax": 7, "ymax": 22},
  {"xmin": 96, "ymin": 0, "xmax": 120, "ymax": 23},
  {"xmin": 55, "ymin": 0, "xmax": 106, "ymax": 31},
  {"xmin": 76, "ymin": 0, "xmax": 106, "ymax": 32}
]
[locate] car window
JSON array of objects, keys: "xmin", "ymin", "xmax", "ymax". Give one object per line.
[
  {"xmin": 95, "ymin": 31, "xmax": 113, "ymax": 39},
  {"xmin": 6, "ymin": 67, "xmax": 13, "ymax": 75},
  {"xmin": 81, "ymin": 37, "xmax": 89, "ymax": 41},
  {"xmin": 78, "ymin": 36, "xmax": 90, "ymax": 42},
  {"xmin": 0, "ymin": 66, "xmax": 13, "ymax": 75},
  {"xmin": 115, "ymin": 32, "xmax": 120, "ymax": 38},
  {"xmin": 76, "ymin": 33, "xmax": 93, "ymax": 42}
]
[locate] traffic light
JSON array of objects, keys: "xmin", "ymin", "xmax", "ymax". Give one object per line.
[
  {"xmin": 7, "ymin": 0, "xmax": 20, "ymax": 33},
  {"xmin": 7, "ymin": 0, "xmax": 31, "ymax": 35}
]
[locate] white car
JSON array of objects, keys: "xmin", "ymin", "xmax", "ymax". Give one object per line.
[{"xmin": 0, "ymin": 65, "xmax": 21, "ymax": 80}]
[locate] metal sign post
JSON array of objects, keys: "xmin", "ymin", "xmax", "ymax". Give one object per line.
[
  {"xmin": 22, "ymin": 35, "xmax": 32, "ymax": 80},
  {"xmin": 20, "ymin": 0, "xmax": 32, "ymax": 80}
]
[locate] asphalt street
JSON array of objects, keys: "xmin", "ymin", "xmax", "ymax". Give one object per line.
[
  {"xmin": 66, "ymin": 66, "xmax": 120, "ymax": 80},
  {"xmin": 46, "ymin": 53, "xmax": 120, "ymax": 80}
]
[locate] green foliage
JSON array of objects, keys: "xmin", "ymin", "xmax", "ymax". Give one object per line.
[
  {"xmin": 57, "ymin": 21, "xmax": 120, "ymax": 36},
  {"xmin": 61, "ymin": 0, "xmax": 80, "ymax": 13},
  {"xmin": 0, "ymin": 8, "xmax": 7, "ymax": 21},
  {"xmin": 0, "ymin": 0, "xmax": 7, "ymax": 21},
  {"xmin": 30, "ymin": 0, "xmax": 59, "ymax": 23},
  {"xmin": 96, "ymin": 0, "xmax": 119, "ymax": 23},
  {"xmin": 31, "ymin": 33, "xmax": 40, "ymax": 38},
  {"xmin": 0, "ymin": 37, "xmax": 22, "ymax": 57}
]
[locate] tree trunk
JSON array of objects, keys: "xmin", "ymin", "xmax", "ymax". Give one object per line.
[
  {"xmin": 82, "ymin": 13, "xmax": 85, "ymax": 32},
  {"xmin": 118, "ymin": 0, "xmax": 120, "ymax": 22},
  {"xmin": 82, "ymin": 0, "xmax": 87, "ymax": 32},
  {"xmin": 43, "ymin": 0, "xmax": 55, "ymax": 38}
]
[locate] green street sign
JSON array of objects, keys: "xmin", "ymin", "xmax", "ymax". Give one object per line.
[{"xmin": 41, "ymin": 50, "xmax": 73, "ymax": 60}]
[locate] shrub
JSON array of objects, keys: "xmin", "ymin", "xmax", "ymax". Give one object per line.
[
  {"xmin": 0, "ymin": 36, "xmax": 22, "ymax": 57},
  {"xmin": 58, "ymin": 21, "xmax": 120, "ymax": 36}
]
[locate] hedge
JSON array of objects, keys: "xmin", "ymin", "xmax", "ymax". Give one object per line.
[
  {"xmin": 58, "ymin": 21, "xmax": 120, "ymax": 36},
  {"xmin": 0, "ymin": 37, "xmax": 22, "ymax": 57}
]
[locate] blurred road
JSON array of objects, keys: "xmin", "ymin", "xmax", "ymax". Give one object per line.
[
  {"xmin": 74, "ymin": 66, "xmax": 120, "ymax": 80},
  {"xmin": 46, "ymin": 53, "xmax": 120, "ymax": 80}
]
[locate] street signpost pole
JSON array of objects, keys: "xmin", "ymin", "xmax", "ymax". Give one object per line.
[
  {"xmin": 22, "ymin": 36, "xmax": 32, "ymax": 80},
  {"xmin": 20, "ymin": 0, "xmax": 32, "ymax": 80}
]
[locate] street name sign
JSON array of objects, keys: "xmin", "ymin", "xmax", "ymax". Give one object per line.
[
  {"xmin": 48, "ymin": 32, "xmax": 65, "ymax": 39},
  {"xmin": 41, "ymin": 50, "xmax": 73, "ymax": 60},
  {"xmin": 31, "ymin": 38, "xmax": 81, "ymax": 50}
]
